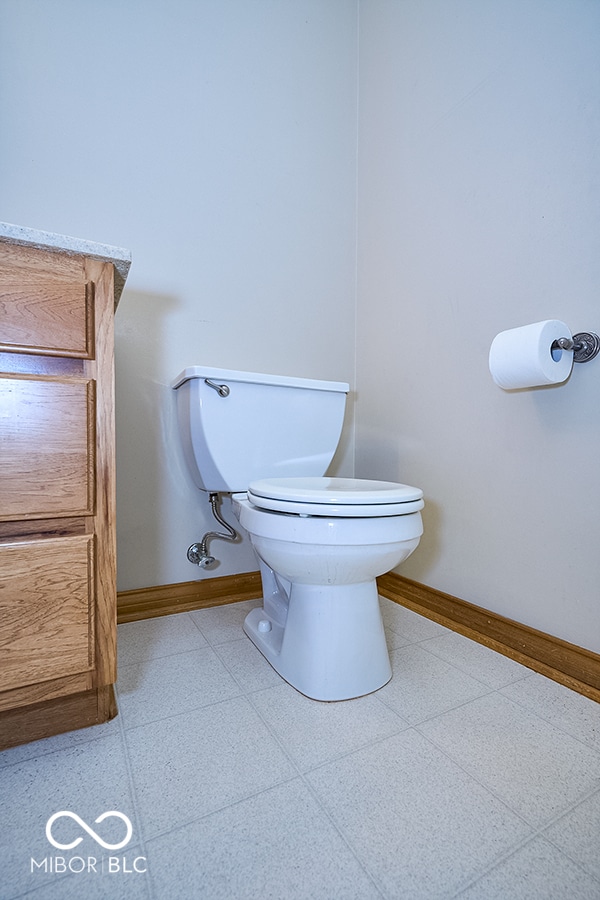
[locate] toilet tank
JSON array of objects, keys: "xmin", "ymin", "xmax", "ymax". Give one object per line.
[{"xmin": 171, "ymin": 366, "xmax": 349, "ymax": 493}]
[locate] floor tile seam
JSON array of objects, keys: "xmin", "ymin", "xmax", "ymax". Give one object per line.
[
  {"xmin": 0, "ymin": 725, "xmax": 119, "ymax": 771},
  {"xmin": 411, "ymin": 716, "xmax": 541, "ymax": 827},
  {"xmin": 116, "ymin": 684, "xmax": 272, "ymax": 732},
  {"xmin": 295, "ymin": 722, "xmax": 441, "ymax": 782},
  {"xmin": 540, "ymin": 832, "xmax": 600, "ymax": 888},
  {"xmin": 117, "ymin": 641, "xmax": 227, "ymax": 673},
  {"xmin": 447, "ymin": 830, "xmax": 575, "ymax": 898},
  {"xmin": 410, "ymin": 639, "xmax": 533, "ymax": 692},
  {"xmin": 297, "ymin": 733, "xmax": 530, "ymax": 899},
  {"xmin": 117, "ymin": 644, "xmax": 211, "ymax": 667},
  {"xmin": 186, "ymin": 632, "xmax": 246, "ymax": 650},
  {"xmin": 536, "ymin": 779, "xmax": 600, "ymax": 837},
  {"xmin": 292, "ymin": 769, "xmax": 389, "ymax": 899},
  {"xmin": 384, "ymin": 626, "xmax": 444, "ymax": 648},
  {"xmin": 244, "ymin": 690, "xmax": 317, "ymax": 775},
  {"xmin": 18, "ymin": 861, "xmax": 154, "ymax": 900},
  {"xmin": 114, "ymin": 692, "xmax": 152, "ymax": 873},
  {"xmin": 211, "ymin": 640, "xmax": 297, "ymax": 692},
  {"xmin": 420, "ymin": 715, "xmax": 600, "ymax": 841},
  {"xmin": 210, "ymin": 676, "xmax": 285, "ymax": 699},
  {"xmin": 187, "ymin": 601, "xmax": 260, "ymax": 644},
  {"xmin": 8, "ymin": 871, "xmax": 73, "ymax": 900},
  {"xmin": 29, "ymin": 861, "xmax": 154, "ymax": 900},
  {"xmin": 495, "ymin": 684, "xmax": 600, "ymax": 755},
  {"xmin": 244, "ymin": 688, "xmax": 413, "ymax": 778},
  {"xmin": 2, "ymin": 722, "xmax": 152, "ymax": 897},
  {"xmin": 375, "ymin": 683, "xmax": 499, "ymax": 730},
  {"xmin": 137, "ymin": 770, "xmax": 302, "ymax": 848},
  {"xmin": 491, "ymin": 691, "xmax": 600, "ymax": 762},
  {"xmin": 453, "ymin": 826, "xmax": 600, "ymax": 900},
  {"xmin": 115, "ymin": 654, "xmax": 243, "ymax": 704},
  {"xmin": 414, "ymin": 715, "xmax": 600, "ymax": 837},
  {"xmin": 118, "ymin": 691, "xmax": 253, "ymax": 737},
  {"xmin": 119, "ymin": 610, "xmax": 205, "ymax": 633},
  {"xmin": 114, "ymin": 662, "xmax": 244, "ymax": 717},
  {"xmin": 410, "ymin": 684, "xmax": 600, "ymax": 758},
  {"xmin": 208, "ymin": 639, "xmax": 280, "ymax": 696},
  {"xmin": 369, "ymin": 691, "xmax": 415, "ymax": 730},
  {"xmin": 372, "ymin": 686, "xmax": 493, "ymax": 729},
  {"xmin": 248, "ymin": 688, "xmax": 418, "ymax": 777},
  {"xmin": 186, "ymin": 612, "xmax": 212, "ymax": 639},
  {"xmin": 210, "ymin": 634, "xmax": 247, "ymax": 652},
  {"xmin": 300, "ymin": 717, "xmax": 415, "ymax": 774},
  {"xmin": 115, "ymin": 690, "xmax": 245, "ymax": 733},
  {"xmin": 185, "ymin": 611, "xmax": 257, "ymax": 648}
]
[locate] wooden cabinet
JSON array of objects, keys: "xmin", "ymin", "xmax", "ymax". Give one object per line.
[
  {"xmin": 1, "ymin": 376, "xmax": 95, "ymax": 519},
  {"xmin": 0, "ymin": 229, "xmax": 130, "ymax": 750}
]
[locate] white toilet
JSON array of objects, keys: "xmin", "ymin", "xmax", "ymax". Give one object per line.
[{"xmin": 172, "ymin": 366, "xmax": 424, "ymax": 701}]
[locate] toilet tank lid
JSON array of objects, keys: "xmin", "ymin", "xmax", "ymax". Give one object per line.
[{"xmin": 171, "ymin": 366, "xmax": 349, "ymax": 393}]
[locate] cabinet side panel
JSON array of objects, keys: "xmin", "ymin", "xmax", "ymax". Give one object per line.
[{"xmin": 85, "ymin": 259, "xmax": 116, "ymax": 686}]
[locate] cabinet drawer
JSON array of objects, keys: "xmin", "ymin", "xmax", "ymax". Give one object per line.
[
  {"xmin": 0, "ymin": 535, "xmax": 94, "ymax": 692},
  {"xmin": 0, "ymin": 281, "xmax": 93, "ymax": 358},
  {"xmin": 0, "ymin": 375, "xmax": 95, "ymax": 521}
]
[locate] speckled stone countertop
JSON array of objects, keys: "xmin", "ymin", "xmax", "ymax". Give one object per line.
[{"xmin": 0, "ymin": 222, "xmax": 131, "ymax": 303}]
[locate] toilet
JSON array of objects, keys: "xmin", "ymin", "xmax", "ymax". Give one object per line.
[{"xmin": 172, "ymin": 366, "xmax": 424, "ymax": 701}]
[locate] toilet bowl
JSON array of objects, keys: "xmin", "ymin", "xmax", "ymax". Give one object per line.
[
  {"xmin": 171, "ymin": 367, "xmax": 425, "ymax": 702},
  {"xmin": 232, "ymin": 476, "xmax": 423, "ymax": 700}
]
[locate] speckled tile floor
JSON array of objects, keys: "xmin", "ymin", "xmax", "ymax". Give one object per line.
[{"xmin": 2, "ymin": 597, "xmax": 600, "ymax": 899}]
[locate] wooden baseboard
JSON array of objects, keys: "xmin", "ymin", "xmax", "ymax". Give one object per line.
[
  {"xmin": 377, "ymin": 572, "xmax": 600, "ymax": 704},
  {"xmin": 0, "ymin": 685, "xmax": 117, "ymax": 752},
  {"xmin": 117, "ymin": 571, "xmax": 263, "ymax": 624},
  {"xmin": 117, "ymin": 569, "xmax": 600, "ymax": 704}
]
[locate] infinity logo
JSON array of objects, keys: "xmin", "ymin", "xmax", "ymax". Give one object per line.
[{"xmin": 46, "ymin": 811, "xmax": 133, "ymax": 851}]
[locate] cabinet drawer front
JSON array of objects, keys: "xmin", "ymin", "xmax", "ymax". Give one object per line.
[
  {"xmin": 0, "ymin": 535, "xmax": 94, "ymax": 691},
  {"xmin": 0, "ymin": 376, "xmax": 95, "ymax": 520},
  {"xmin": 0, "ymin": 282, "xmax": 93, "ymax": 358}
]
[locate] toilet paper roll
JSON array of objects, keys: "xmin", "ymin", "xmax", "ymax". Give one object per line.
[{"xmin": 489, "ymin": 320, "xmax": 574, "ymax": 390}]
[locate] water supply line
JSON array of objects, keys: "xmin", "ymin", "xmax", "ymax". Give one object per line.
[{"xmin": 187, "ymin": 492, "xmax": 238, "ymax": 569}]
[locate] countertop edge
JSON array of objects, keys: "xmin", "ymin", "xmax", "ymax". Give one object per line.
[{"xmin": 0, "ymin": 222, "xmax": 132, "ymax": 304}]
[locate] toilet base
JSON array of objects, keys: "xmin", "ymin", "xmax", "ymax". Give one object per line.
[{"xmin": 244, "ymin": 579, "xmax": 392, "ymax": 701}]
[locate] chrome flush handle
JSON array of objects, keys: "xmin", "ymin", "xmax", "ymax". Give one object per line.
[{"xmin": 204, "ymin": 378, "xmax": 230, "ymax": 398}]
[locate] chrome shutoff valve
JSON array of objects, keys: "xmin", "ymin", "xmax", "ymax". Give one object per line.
[
  {"xmin": 186, "ymin": 493, "xmax": 239, "ymax": 569},
  {"xmin": 187, "ymin": 543, "xmax": 216, "ymax": 569}
]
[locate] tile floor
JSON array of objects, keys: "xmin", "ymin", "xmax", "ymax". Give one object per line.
[{"xmin": 2, "ymin": 597, "xmax": 600, "ymax": 899}]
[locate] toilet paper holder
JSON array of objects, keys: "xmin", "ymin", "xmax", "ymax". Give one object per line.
[{"xmin": 552, "ymin": 332, "xmax": 600, "ymax": 363}]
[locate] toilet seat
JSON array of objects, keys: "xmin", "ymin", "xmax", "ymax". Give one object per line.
[{"xmin": 247, "ymin": 477, "xmax": 424, "ymax": 518}]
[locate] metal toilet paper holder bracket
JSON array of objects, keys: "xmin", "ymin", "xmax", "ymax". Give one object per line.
[{"xmin": 552, "ymin": 332, "xmax": 600, "ymax": 363}]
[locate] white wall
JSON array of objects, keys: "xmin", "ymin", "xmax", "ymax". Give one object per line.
[
  {"xmin": 357, "ymin": 0, "xmax": 600, "ymax": 653},
  {"xmin": 2, "ymin": 0, "xmax": 599, "ymax": 656},
  {"xmin": 0, "ymin": 0, "xmax": 358, "ymax": 590}
]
